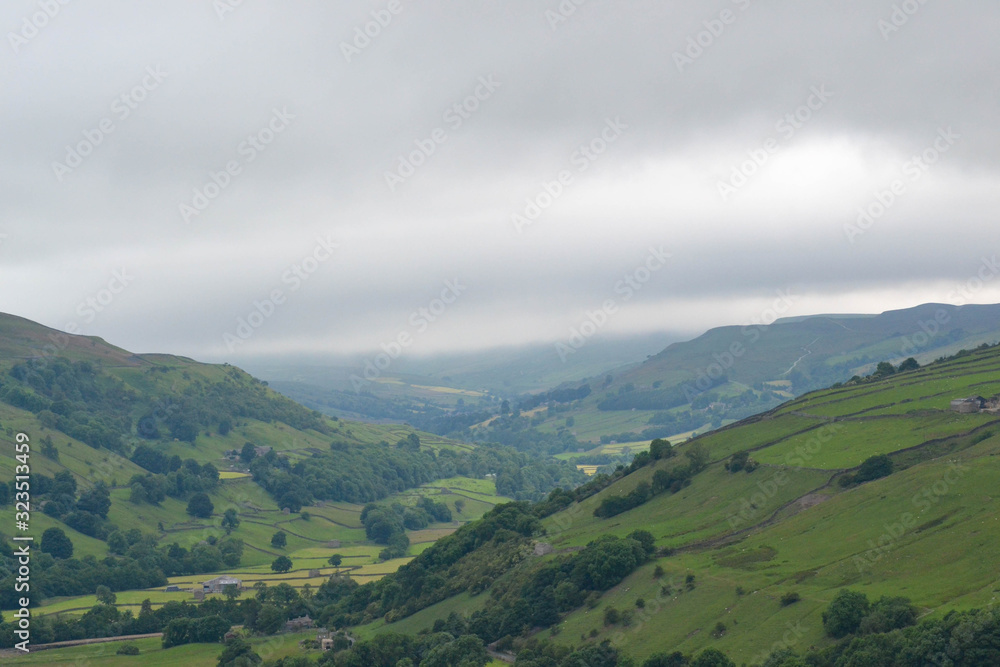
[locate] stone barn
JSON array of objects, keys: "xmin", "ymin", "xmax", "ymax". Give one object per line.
[{"xmin": 951, "ymin": 397, "xmax": 986, "ymax": 413}]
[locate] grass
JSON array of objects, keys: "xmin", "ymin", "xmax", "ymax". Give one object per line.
[
  {"xmin": 3, "ymin": 631, "xmax": 316, "ymax": 666},
  {"xmin": 524, "ymin": 345, "xmax": 1000, "ymax": 659}
]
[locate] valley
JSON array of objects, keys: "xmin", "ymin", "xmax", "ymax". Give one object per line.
[{"xmin": 4, "ymin": 309, "xmax": 1000, "ymax": 665}]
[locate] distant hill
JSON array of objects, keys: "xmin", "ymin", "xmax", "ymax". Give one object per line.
[{"xmin": 518, "ymin": 302, "xmax": 1000, "ymax": 447}]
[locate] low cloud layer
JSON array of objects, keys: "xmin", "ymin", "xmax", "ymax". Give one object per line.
[{"xmin": 2, "ymin": 0, "xmax": 998, "ymax": 362}]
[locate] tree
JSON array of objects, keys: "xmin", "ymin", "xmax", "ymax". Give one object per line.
[
  {"xmin": 187, "ymin": 492, "xmax": 214, "ymax": 518},
  {"xmin": 255, "ymin": 604, "xmax": 285, "ymax": 634},
  {"xmin": 221, "ymin": 508, "xmax": 240, "ymax": 534},
  {"xmin": 691, "ymin": 648, "xmax": 736, "ymax": 667},
  {"xmin": 240, "ymin": 442, "xmax": 257, "ymax": 463},
  {"xmin": 223, "ymin": 584, "xmax": 242, "ymax": 601},
  {"xmin": 217, "ymin": 637, "xmax": 261, "ymax": 666},
  {"xmin": 873, "ymin": 361, "xmax": 897, "ymax": 378},
  {"xmin": 396, "ymin": 433, "xmax": 421, "ymax": 451},
  {"xmin": 270, "ymin": 531, "xmax": 287, "ymax": 549},
  {"xmin": 271, "ymin": 556, "xmax": 292, "ymax": 573},
  {"xmin": 823, "ymin": 589, "xmax": 871, "ymax": 638},
  {"xmin": 643, "ymin": 652, "xmax": 688, "ymax": 667},
  {"xmin": 898, "ymin": 357, "xmax": 920, "ymax": 372},
  {"xmin": 96, "ymin": 585, "xmax": 117, "ymax": 605},
  {"xmin": 107, "ymin": 530, "xmax": 128, "ymax": 555},
  {"xmin": 40, "ymin": 435, "xmax": 59, "ymax": 461},
  {"xmin": 77, "ymin": 483, "xmax": 112, "ymax": 518},
  {"xmin": 454, "ymin": 499, "xmax": 466, "ymax": 514},
  {"xmin": 40, "ymin": 527, "xmax": 74, "ymax": 559},
  {"xmin": 859, "ymin": 596, "xmax": 917, "ymax": 634},
  {"xmin": 420, "ymin": 635, "xmax": 488, "ymax": 667},
  {"xmin": 855, "ymin": 455, "xmax": 894, "ymax": 484},
  {"xmin": 328, "ymin": 553, "xmax": 343, "ymax": 568},
  {"xmin": 650, "ymin": 438, "xmax": 674, "ymax": 460},
  {"xmin": 684, "ymin": 442, "xmax": 710, "ymax": 472}
]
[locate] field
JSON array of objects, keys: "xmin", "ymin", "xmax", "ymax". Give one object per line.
[
  {"xmin": 3, "ymin": 632, "xmax": 316, "ymax": 666},
  {"xmin": 34, "ymin": 474, "xmax": 511, "ymax": 619}
]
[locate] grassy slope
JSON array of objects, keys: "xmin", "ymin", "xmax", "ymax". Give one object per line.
[
  {"xmin": 366, "ymin": 344, "xmax": 1000, "ymax": 664},
  {"xmin": 0, "ymin": 314, "xmax": 512, "ymax": 622}
]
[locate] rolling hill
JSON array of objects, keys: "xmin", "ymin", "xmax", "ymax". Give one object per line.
[
  {"xmin": 0, "ymin": 313, "xmax": 583, "ymax": 632},
  {"xmin": 332, "ymin": 339, "xmax": 1000, "ymax": 664},
  {"xmin": 517, "ymin": 302, "xmax": 1000, "ymax": 452}
]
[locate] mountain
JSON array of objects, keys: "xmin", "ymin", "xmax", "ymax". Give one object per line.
[
  {"xmin": 327, "ymin": 339, "xmax": 1000, "ymax": 665},
  {"xmin": 514, "ymin": 302, "xmax": 1000, "ymax": 450}
]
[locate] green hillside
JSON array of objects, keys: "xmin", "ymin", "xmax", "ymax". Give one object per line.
[
  {"xmin": 512, "ymin": 302, "xmax": 1000, "ymax": 450},
  {"xmin": 326, "ymin": 341, "xmax": 1000, "ymax": 665},
  {"xmin": 0, "ymin": 314, "xmax": 584, "ymax": 635}
]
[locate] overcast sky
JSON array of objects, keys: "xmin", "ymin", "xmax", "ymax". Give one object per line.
[{"xmin": 2, "ymin": 0, "xmax": 999, "ymax": 364}]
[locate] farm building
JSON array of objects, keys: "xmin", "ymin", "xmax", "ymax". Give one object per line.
[
  {"xmin": 202, "ymin": 575, "xmax": 243, "ymax": 593},
  {"xmin": 164, "ymin": 585, "xmax": 181, "ymax": 592},
  {"xmin": 285, "ymin": 615, "xmax": 315, "ymax": 632},
  {"xmin": 951, "ymin": 397, "xmax": 987, "ymax": 413}
]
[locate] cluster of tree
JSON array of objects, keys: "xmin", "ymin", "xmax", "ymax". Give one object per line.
[
  {"xmin": 249, "ymin": 439, "xmax": 586, "ymax": 512},
  {"xmin": 594, "ymin": 442, "xmax": 708, "ymax": 519},
  {"xmin": 841, "ymin": 358, "xmax": 920, "ymax": 387},
  {"xmin": 0, "ymin": 527, "xmax": 243, "ymax": 610},
  {"xmin": 838, "ymin": 454, "xmax": 894, "ymax": 487},
  {"xmin": 468, "ymin": 531, "xmax": 656, "ymax": 643},
  {"xmin": 127, "ymin": 449, "xmax": 221, "ymax": 505},
  {"xmin": 315, "ymin": 502, "xmax": 543, "ymax": 628},
  {"xmin": 4, "ymin": 358, "xmax": 133, "ymax": 452},
  {"xmin": 469, "ymin": 412, "xmax": 582, "ymax": 455},
  {"xmin": 518, "ymin": 384, "xmax": 592, "ymax": 412},
  {"xmin": 161, "ymin": 615, "xmax": 232, "ymax": 648},
  {"xmin": 0, "ymin": 357, "xmax": 328, "ymax": 457},
  {"xmin": 37, "ymin": 471, "xmax": 115, "ymax": 539},
  {"xmin": 360, "ymin": 504, "xmax": 411, "ymax": 560},
  {"xmin": 0, "ymin": 564, "xmax": 352, "ymax": 648},
  {"xmin": 314, "ymin": 631, "xmax": 490, "ymax": 667}
]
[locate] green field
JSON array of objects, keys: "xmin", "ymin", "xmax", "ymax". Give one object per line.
[{"xmin": 3, "ymin": 632, "xmax": 317, "ymax": 666}]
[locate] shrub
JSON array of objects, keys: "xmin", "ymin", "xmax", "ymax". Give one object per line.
[
  {"xmin": 116, "ymin": 643, "xmax": 140, "ymax": 655},
  {"xmin": 781, "ymin": 591, "xmax": 801, "ymax": 606}
]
